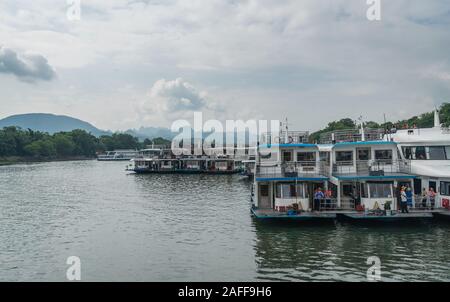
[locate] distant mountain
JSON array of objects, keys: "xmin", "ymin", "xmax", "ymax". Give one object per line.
[
  {"xmin": 125, "ymin": 127, "xmax": 175, "ymax": 140},
  {"xmin": 0, "ymin": 113, "xmax": 109, "ymax": 136},
  {"xmin": 0, "ymin": 113, "xmax": 260, "ymax": 143}
]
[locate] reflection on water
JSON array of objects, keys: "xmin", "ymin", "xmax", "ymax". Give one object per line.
[
  {"xmin": 254, "ymin": 222, "xmax": 450, "ymax": 281},
  {"xmin": 0, "ymin": 161, "xmax": 449, "ymax": 281}
]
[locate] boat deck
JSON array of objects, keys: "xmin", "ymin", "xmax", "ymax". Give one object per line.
[
  {"xmin": 251, "ymin": 207, "xmax": 447, "ymax": 223},
  {"xmin": 251, "ymin": 208, "xmax": 336, "ymax": 221},
  {"xmin": 334, "ymin": 172, "xmax": 415, "ymax": 180}
]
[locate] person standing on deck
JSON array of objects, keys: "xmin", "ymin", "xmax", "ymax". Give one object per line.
[
  {"xmin": 325, "ymin": 188, "xmax": 332, "ymax": 209},
  {"xmin": 401, "ymin": 187, "xmax": 409, "ymax": 213},
  {"xmin": 421, "ymin": 188, "xmax": 428, "ymax": 209},
  {"xmin": 428, "ymin": 188, "xmax": 436, "ymax": 210},
  {"xmin": 406, "ymin": 186, "xmax": 413, "ymax": 207},
  {"xmin": 314, "ymin": 188, "xmax": 324, "ymax": 211},
  {"xmin": 395, "ymin": 185, "xmax": 402, "ymax": 210}
]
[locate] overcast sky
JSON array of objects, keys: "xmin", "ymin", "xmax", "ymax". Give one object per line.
[{"xmin": 1, "ymin": 0, "xmax": 449, "ymax": 131}]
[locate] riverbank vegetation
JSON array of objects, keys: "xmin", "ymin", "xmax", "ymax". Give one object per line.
[
  {"xmin": 0, "ymin": 127, "xmax": 170, "ymax": 165},
  {"xmin": 309, "ymin": 103, "xmax": 450, "ymax": 142}
]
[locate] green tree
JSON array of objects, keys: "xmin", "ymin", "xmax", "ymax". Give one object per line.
[
  {"xmin": 0, "ymin": 127, "xmax": 18, "ymax": 156},
  {"xmin": 53, "ymin": 133, "xmax": 76, "ymax": 156},
  {"xmin": 439, "ymin": 103, "xmax": 450, "ymax": 127},
  {"xmin": 24, "ymin": 139, "xmax": 56, "ymax": 157},
  {"xmin": 152, "ymin": 137, "xmax": 171, "ymax": 146},
  {"xmin": 69, "ymin": 129, "xmax": 98, "ymax": 157},
  {"xmin": 309, "ymin": 118, "xmax": 356, "ymax": 142}
]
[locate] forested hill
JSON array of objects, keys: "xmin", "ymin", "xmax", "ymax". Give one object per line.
[
  {"xmin": 309, "ymin": 103, "xmax": 450, "ymax": 143},
  {"xmin": 0, "ymin": 127, "xmax": 171, "ymax": 162},
  {"xmin": 0, "ymin": 113, "xmax": 108, "ymax": 136}
]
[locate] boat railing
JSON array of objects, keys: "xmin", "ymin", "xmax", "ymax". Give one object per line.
[
  {"xmin": 332, "ymin": 160, "xmax": 412, "ymax": 176},
  {"xmin": 411, "ymin": 196, "xmax": 439, "ymax": 210},
  {"xmin": 319, "ymin": 198, "xmax": 338, "ymax": 211},
  {"xmin": 319, "ymin": 128, "xmax": 386, "ymax": 144},
  {"xmin": 260, "ymin": 131, "xmax": 310, "ymax": 145},
  {"xmin": 340, "ymin": 198, "xmax": 356, "ymax": 210},
  {"xmin": 317, "ymin": 198, "xmax": 356, "ymax": 211},
  {"xmin": 255, "ymin": 161, "xmax": 329, "ymax": 178}
]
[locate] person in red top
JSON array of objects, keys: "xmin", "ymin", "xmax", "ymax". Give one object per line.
[
  {"xmin": 325, "ymin": 189, "xmax": 333, "ymax": 209},
  {"xmin": 428, "ymin": 188, "xmax": 436, "ymax": 209}
]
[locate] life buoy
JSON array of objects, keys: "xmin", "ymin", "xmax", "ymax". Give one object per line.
[{"xmin": 288, "ymin": 136, "xmax": 294, "ymax": 144}]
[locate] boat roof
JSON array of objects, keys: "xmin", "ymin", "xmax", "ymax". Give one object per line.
[
  {"xmin": 389, "ymin": 127, "xmax": 450, "ymax": 144},
  {"xmin": 259, "ymin": 143, "xmax": 318, "ymax": 149},
  {"xmin": 256, "ymin": 175, "xmax": 329, "ymax": 182},
  {"xmin": 334, "ymin": 173, "xmax": 416, "ymax": 181}
]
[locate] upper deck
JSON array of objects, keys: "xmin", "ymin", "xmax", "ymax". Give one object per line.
[
  {"xmin": 318, "ymin": 128, "xmax": 386, "ymax": 144},
  {"xmin": 260, "ymin": 130, "xmax": 310, "ymax": 145}
]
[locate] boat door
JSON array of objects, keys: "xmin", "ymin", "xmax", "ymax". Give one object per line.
[
  {"xmin": 356, "ymin": 148, "xmax": 370, "ymax": 174},
  {"xmin": 413, "ymin": 179, "xmax": 422, "ymax": 195},
  {"xmin": 309, "ymin": 182, "xmax": 325, "ymax": 210},
  {"xmin": 259, "ymin": 184, "xmax": 272, "ymax": 209},
  {"xmin": 429, "ymin": 181, "xmax": 437, "ymax": 192}
]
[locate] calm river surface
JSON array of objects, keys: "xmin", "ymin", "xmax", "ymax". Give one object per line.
[{"xmin": 1, "ymin": 160, "xmax": 449, "ymax": 282}]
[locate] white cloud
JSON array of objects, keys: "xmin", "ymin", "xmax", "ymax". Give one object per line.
[
  {"xmin": 140, "ymin": 78, "xmax": 223, "ymax": 126},
  {"xmin": 0, "ymin": 46, "xmax": 56, "ymax": 82},
  {"xmin": 0, "ymin": 0, "xmax": 450, "ymax": 130}
]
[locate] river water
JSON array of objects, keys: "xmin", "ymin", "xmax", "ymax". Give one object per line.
[{"xmin": 0, "ymin": 160, "xmax": 449, "ymax": 282}]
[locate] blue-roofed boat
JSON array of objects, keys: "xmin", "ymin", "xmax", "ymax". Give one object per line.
[{"xmin": 251, "ymin": 118, "xmax": 436, "ymax": 223}]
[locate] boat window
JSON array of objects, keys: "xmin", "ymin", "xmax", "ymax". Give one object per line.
[
  {"xmin": 361, "ymin": 183, "xmax": 369, "ymax": 198},
  {"xmin": 276, "ymin": 183, "xmax": 307, "ymax": 198},
  {"xmin": 276, "ymin": 185, "xmax": 282, "ymax": 198},
  {"xmin": 428, "ymin": 146, "xmax": 446, "ymax": 160},
  {"xmin": 296, "ymin": 184, "xmax": 306, "ymax": 198},
  {"xmin": 283, "ymin": 151, "xmax": 293, "ymax": 162},
  {"xmin": 357, "ymin": 149, "xmax": 371, "ymax": 161},
  {"xmin": 336, "ymin": 151, "xmax": 353, "ymax": 164},
  {"xmin": 374, "ymin": 150, "xmax": 393, "ymax": 161},
  {"xmin": 319, "ymin": 152, "xmax": 330, "ymax": 163},
  {"xmin": 297, "ymin": 152, "xmax": 316, "ymax": 166},
  {"xmin": 446, "ymin": 147, "xmax": 450, "ymax": 159},
  {"xmin": 402, "ymin": 147, "xmax": 413, "ymax": 159},
  {"xmin": 440, "ymin": 182, "xmax": 450, "ymax": 196},
  {"xmin": 402, "ymin": 146, "xmax": 450, "ymax": 160},
  {"xmin": 369, "ymin": 183, "xmax": 392, "ymax": 198},
  {"xmin": 281, "ymin": 184, "xmax": 296, "ymax": 198},
  {"xmin": 415, "ymin": 146, "xmax": 426, "ymax": 160},
  {"xmin": 297, "ymin": 152, "xmax": 315, "ymax": 161}
]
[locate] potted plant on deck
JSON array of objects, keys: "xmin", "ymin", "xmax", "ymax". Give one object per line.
[{"xmin": 384, "ymin": 201, "xmax": 392, "ymax": 216}]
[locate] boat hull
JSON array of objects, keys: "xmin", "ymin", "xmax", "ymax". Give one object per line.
[
  {"xmin": 130, "ymin": 168, "xmax": 241, "ymax": 175},
  {"xmin": 251, "ymin": 208, "xmax": 336, "ymax": 222},
  {"xmin": 433, "ymin": 210, "xmax": 450, "ymax": 221},
  {"xmin": 337, "ymin": 212, "xmax": 433, "ymax": 224}
]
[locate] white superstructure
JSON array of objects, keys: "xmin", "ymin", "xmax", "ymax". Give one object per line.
[{"xmin": 388, "ymin": 110, "xmax": 450, "ymax": 208}]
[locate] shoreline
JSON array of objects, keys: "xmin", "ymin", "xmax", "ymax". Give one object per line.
[{"xmin": 0, "ymin": 156, "xmax": 96, "ymax": 166}]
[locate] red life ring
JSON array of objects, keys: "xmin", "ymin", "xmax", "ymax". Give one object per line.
[{"xmin": 442, "ymin": 198, "xmax": 450, "ymax": 209}]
